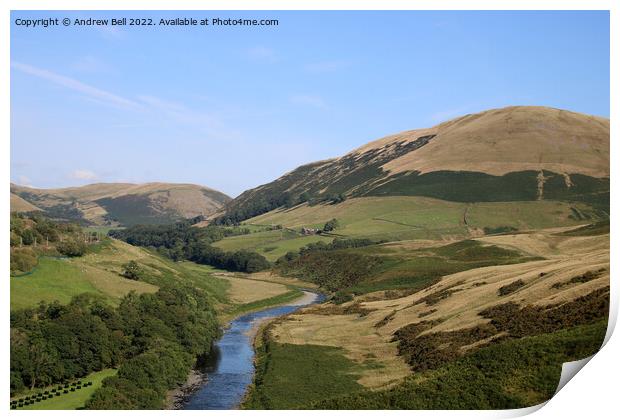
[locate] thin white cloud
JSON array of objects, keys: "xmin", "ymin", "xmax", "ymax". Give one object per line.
[
  {"xmin": 305, "ymin": 60, "xmax": 350, "ymax": 73},
  {"xmin": 138, "ymin": 95, "xmax": 187, "ymax": 114},
  {"xmin": 11, "ymin": 61, "xmax": 141, "ymax": 110},
  {"xmin": 137, "ymin": 95, "xmax": 241, "ymax": 140},
  {"xmin": 12, "ymin": 62, "xmax": 239, "ymax": 140},
  {"xmin": 247, "ymin": 46, "xmax": 276, "ymax": 61},
  {"xmin": 290, "ymin": 94, "xmax": 327, "ymax": 109},
  {"xmin": 72, "ymin": 55, "xmax": 113, "ymax": 73},
  {"xmin": 71, "ymin": 169, "xmax": 98, "ymax": 181}
]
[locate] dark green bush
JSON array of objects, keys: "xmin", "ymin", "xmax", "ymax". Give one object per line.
[
  {"xmin": 10, "ymin": 248, "xmax": 37, "ymax": 274},
  {"xmin": 56, "ymin": 239, "xmax": 87, "ymax": 257}
]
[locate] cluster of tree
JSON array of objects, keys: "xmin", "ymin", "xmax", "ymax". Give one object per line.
[
  {"xmin": 276, "ymin": 238, "xmax": 384, "ymax": 266},
  {"xmin": 274, "ymin": 238, "xmax": 386, "ymax": 291},
  {"xmin": 322, "ymin": 218, "xmax": 340, "ymax": 232},
  {"xmin": 10, "ymin": 214, "xmax": 95, "ymax": 274},
  {"xmin": 11, "ymin": 285, "xmax": 219, "ymax": 409},
  {"xmin": 109, "ymin": 221, "xmax": 238, "ymax": 251},
  {"xmin": 110, "ymin": 222, "xmax": 270, "ymax": 273},
  {"xmin": 213, "ymin": 191, "xmax": 347, "ymax": 226},
  {"xmin": 277, "ymin": 250, "xmax": 383, "ymax": 291},
  {"xmin": 212, "ymin": 193, "xmax": 302, "ymax": 226},
  {"xmin": 55, "ymin": 239, "xmax": 87, "ymax": 257},
  {"xmin": 10, "ymin": 213, "xmax": 81, "ymax": 248},
  {"xmin": 189, "ymin": 245, "xmax": 271, "ymax": 273},
  {"xmin": 121, "ymin": 260, "xmax": 143, "ymax": 280},
  {"xmin": 10, "ymin": 248, "xmax": 38, "ymax": 274},
  {"xmin": 325, "ymin": 193, "xmax": 346, "ymax": 205}
]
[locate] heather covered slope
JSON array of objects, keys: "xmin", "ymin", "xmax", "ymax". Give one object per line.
[
  {"xmin": 245, "ymin": 224, "xmax": 609, "ymax": 409},
  {"xmin": 216, "ymin": 106, "xmax": 609, "ymax": 224},
  {"xmin": 11, "ymin": 182, "xmax": 231, "ymax": 226}
]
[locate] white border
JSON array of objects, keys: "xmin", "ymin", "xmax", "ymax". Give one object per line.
[{"xmin": 2, "ymin": 2, "xmax": 616, "ymax": 420}]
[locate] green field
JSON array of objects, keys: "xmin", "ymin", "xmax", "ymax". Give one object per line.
[
  {"xmin": 260, "ymin": 236, "xmax": 336, "ymax": 261},
  {"xmin": 11, "ymin": 258, "xmax": 104, "ymax": 310},
  {"xmin": 212, "ymin": 228, "xmax": 336, "ymax": 261},
  {"xmin": 246, "ymin": 196, "xmax": 597, "ymax": 242},
  {"xmin": 12, "ymin": 369, "xmax": 117, "ymax": 410},
  {"xmin": 10, "ymin": 256, "xmax": 158, "ymax": 311},
  {"xmin": 244, "ymin": 341, "xmax": 363, "ymax": 409},
  {"xmin": 219, "ymin": 196, "xmax": 593, "ymax": 261},
  {"xmin": 213, "ymin": 228, "xmax": 299, "ymax": 251}
]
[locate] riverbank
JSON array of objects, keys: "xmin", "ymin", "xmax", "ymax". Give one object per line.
[
  {"xmin": 166, "ymin": 369, "xmax": 207, "ymax": 410},
  {"xmin": 243, "ymin": 291, "xmax": 318, "ymax": 339},
  {"xmin": 178, "ymin": 291, "xmax": 323, "ymax": 410}
]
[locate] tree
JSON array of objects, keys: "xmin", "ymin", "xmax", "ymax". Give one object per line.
[
  {"xmin": 323, "ymin": 218, "xmax": 340, "ymax": 232},
  {"xmin": 326, "ymin": 193, "xmax": 346, "ymax": 204},
  {"xmin": 21, "ymin": 229, "xmax": 35, "ymax": 246},
  {"xmin": 299, "ymin": 192, "xmax": 311, "ymax": 203},
  {"xmin": 56, "ymin": 239, "xmax": 86, "ymax": 257},
  {"xmin": 121, "ymin": 260, "xmax": 142, "ymax": 280}
]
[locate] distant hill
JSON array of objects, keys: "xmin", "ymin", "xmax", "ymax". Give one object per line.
[
  {"xmin": 10, "ymin": 182, "xmax": 231, "ymax": 226},
  {"xmin": 10, "ymin": 193, "xmax": 41, "ymax": 213},
  {"xmin": 216, "ymin": 106, "xmax": 609, "ymax": 224}
]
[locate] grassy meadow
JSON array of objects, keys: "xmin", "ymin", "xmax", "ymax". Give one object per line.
[
  {"xmin": 212, "ymin": 229, "xmax": 335, "ymax": 262},
  {"xmin": 214, "ymin": 197, "xmax": 603, "ymax": 262},
  {"xmin": 247, "ymin": 197, "xmax": 593, "ymax": 237},
  {"xmin": 11, "ymin": 258, "xmax": 103, "ymax": 310},
  {"xmin": 244, "ymin": 341, "xmax": 363, "ymax": 409}
]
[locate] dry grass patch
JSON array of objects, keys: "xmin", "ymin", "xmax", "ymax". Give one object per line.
[
  {"xmin": 270, "ymin": 311, "xmax": 411, "ymax": 389},
  {"xmin": 72, "ymin": 261, "xmax": 158, "ymax": 299},
  {"xmin": 241, "ymin": 271, "xmax": 317, "ymax": 288},
  {"xmin": 221, "ymin": 276, "xmax": 289, "ymax": 304}
]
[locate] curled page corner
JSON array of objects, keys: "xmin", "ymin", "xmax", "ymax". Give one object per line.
[
  {"xmin": 552, "ymin": 308, "xmax": 617, "ymax": 398},
  {"xmin": 506, "ymin": 310, "xmax": 617, "ymax": 418},
  {"xmin": 554, "ymin": 355, "xmax": 595, "ymax": 396}
]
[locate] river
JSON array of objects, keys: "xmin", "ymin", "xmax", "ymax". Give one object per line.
[{"xmin": 182, "ymin": 291, "xmax": 324, "ymax": 410}]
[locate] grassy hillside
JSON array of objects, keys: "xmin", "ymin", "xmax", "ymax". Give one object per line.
[
  {"xmin": 10, "ymin": 237, "xmax": 235, "ymax": 311},
  {"xmin": 11, "ymin": 182, "xmax": 231, "ymax": 226},
  {"xmin": 246, "ymin": 321, "xmax": 605, "ymax": 409},
  {"xmin": 10, "ymin": 256, "xmax": 158, "ymax": 310},
  {"xmin": 215, "ymin": 106, "xmax": 609, "ymax": 225},
  {"xmin": 307, "ymin": 320, "xmax": 607, "ymax": 409},
  {"xmin": 217, "ymin": 196, "xmax": 603, "ymax": 262},
  {"xmin": 11, "ymin": 193, "xmax": 41, "ymax": 212},
  {"xmin": 245, "ymin": 223, "xmax": 609, "ymax": 407},
  {"xmin": 247, "ymin": 196, "xmax": 597, "ymax": 239}
]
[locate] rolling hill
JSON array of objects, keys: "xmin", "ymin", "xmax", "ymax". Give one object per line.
[
  {"xmin": 216, "ymin": 106, "xmax": 609, "ymax": 225},
  {"xmin": 10, "ymin": 182, "xmax": 231, "ymax": 226},
  {"xmin": 10, "ymin": 193, "xmax": 41, "ymax": 213}
]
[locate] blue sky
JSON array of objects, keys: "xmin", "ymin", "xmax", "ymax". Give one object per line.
[{"xmin": 11, "ymin": 10, "xmax": 609, "ymax": 197}]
